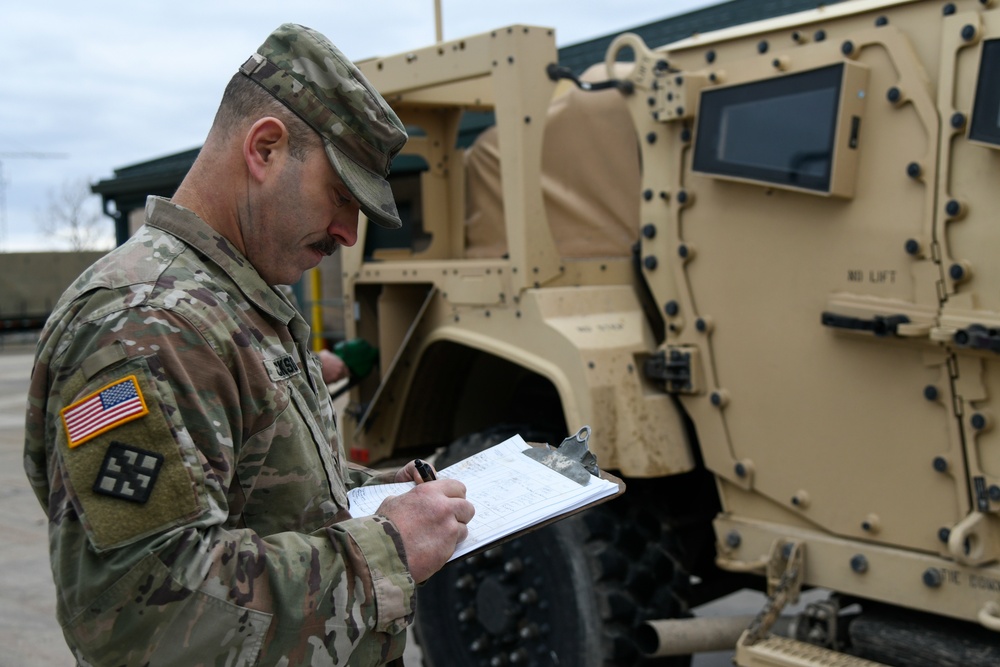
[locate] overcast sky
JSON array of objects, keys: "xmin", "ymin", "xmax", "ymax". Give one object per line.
[{"xmin": 1, "ymin": 0, "xmax": 721, "ymax": 252}]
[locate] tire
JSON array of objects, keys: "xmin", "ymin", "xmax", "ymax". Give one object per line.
[{"xmin": 414, "ymin": 426, "xmax": 693, "ymax": 667}]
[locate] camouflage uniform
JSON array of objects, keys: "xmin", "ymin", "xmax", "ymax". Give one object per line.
[{"xmin": 24, "ymin": 196, "xmax": 414, "ymax": 666}]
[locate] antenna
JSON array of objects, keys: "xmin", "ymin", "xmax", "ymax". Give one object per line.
[
  {"xmin": 434, "ymin": 0, "xmax": 443, "ymax": 42},
  {"xmin": 0, "ymin": 151, "xmax": 68, "ymax": 251}
]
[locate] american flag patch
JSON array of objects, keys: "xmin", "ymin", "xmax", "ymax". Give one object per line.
[{"xmin": 61, "ymin": 376, "xmax": 149, "ymax": 449}]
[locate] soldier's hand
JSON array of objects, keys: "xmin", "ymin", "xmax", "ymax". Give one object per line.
[
  {"xmin": 394, "ymin": 459, "xmax": 437, "ymax": 484},
  {"xmin": 377, "ymin": 479, "xmax": 474, "ymax": 583},
  {"xmin": 318, "ymin": 349, "xmax": 349, "ymax": 384}
]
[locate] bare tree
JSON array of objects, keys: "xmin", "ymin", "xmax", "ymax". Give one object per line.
[{"xmin": 36, "ymin": 178, "xmax": 113, "ymax": 251}]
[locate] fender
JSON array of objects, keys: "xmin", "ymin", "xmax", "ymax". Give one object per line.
[{"xmin": 345, "ymin": 284, "xmax": 694, "ymax": 478}]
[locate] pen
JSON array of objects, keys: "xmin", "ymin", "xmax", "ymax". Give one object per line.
[{"xmin": 415, "ymin": 459, "xmax": 437, "ymax": 482}]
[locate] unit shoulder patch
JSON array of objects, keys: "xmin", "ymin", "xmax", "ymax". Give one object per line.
[
  {"xmin": 93, "ymin": 442, "xmax": 164, "ymax": 503},
  {"xmin": 56, "ymin": 357, "xmax": 208, "ymax": 551}
]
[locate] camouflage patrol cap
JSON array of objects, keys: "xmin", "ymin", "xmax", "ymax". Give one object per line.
[{"xmin": 240, "ymin": 23, "xmax": 407, "ymax": 229}]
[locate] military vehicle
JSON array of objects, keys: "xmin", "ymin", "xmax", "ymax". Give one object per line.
[
  {"xmin": 339, "ymin": 0, "xmax": 1000, "ymax": 664},
  {"xmin": 0, "ymin": 252, "xmax": 105, "ymax": 333}
]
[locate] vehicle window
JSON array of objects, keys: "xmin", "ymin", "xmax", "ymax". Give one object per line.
[
  {"xmin": 693, "ymin": 64, "xmax": 845, "ymax": 193},
  {"xmin": 969, "ymin": 39, "xmax": 1000, "ymax": 147}
]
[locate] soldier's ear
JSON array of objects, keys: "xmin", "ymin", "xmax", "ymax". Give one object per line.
[{"xmin": 243, "ymin": 117, "xmax": 290, "ymax": 183}]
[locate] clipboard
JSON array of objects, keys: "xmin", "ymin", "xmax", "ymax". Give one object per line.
[
  {"xmin": 347, "ymin": 430, "xmax": 626, "ymax": 563},
  {"xmin": 453, "ymin": 433, "xmax": 626, "ymax": 562},
  {"xmin": 455, "ymin": 467, "xmax": 625, "ymax": 561}
]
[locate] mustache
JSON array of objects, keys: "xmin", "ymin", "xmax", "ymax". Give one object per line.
[{"xmin": 309, "ymin": 237, "xmax": 340, "ymax": 256}]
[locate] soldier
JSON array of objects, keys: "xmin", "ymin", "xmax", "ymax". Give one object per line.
[{"xmin": 23, "ymin": 23, "xmax": 474, "ymax": 666}]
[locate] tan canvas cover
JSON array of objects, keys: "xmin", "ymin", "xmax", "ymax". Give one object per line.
[{"xmin": 464, "ymin": 64, "xmax": 640, "ymax": 259}]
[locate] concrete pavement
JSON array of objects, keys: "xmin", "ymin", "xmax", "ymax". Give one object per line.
[{"xmin": 0, "ymin": 340, "xmax": 73, "ymax": 667}]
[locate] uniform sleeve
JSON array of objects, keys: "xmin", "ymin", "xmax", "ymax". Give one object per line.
[
  {"xmin": 346, "ymin": 462, "xmax": 401, "ymax": 488},
  {"xmin": 29, "ymin": 305, "xmax": 415, "ymax": 667}
]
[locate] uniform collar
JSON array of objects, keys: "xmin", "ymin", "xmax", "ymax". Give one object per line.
[{"xmin": 143, "ymin": 196, "xmax": 300, "ymax": 325}]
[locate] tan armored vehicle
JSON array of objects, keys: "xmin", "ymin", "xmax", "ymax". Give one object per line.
[{"xmin": 339, "ymin": 0, "xmax": 1000, "ymax": 664}]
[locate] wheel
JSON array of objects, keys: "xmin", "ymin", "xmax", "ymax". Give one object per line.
[{"xmin": 414, "ymin": 426, "xmax": 693, "ymax": 667}]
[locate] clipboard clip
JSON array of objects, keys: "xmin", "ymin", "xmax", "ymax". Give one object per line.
[{"xmin": 522, "ymin": 425, "xmax": 601, "ymax": 485}]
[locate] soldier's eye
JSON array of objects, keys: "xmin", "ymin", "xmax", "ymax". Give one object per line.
[{"xmin": 334, "ymin": 190, "xmax": 353, "ymax": 207}]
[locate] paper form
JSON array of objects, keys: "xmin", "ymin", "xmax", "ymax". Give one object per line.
[{"xmin": 347, "ymin": 434, "xmax": 620, "ymax": 560}]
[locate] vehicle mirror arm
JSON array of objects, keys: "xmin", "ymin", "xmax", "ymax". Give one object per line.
[{"xmin": 545, "ymin": 62, "xmax": 634, "ymax": 95}]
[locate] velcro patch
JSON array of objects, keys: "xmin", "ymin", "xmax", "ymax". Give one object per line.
[
  {"xmin": 264, "ymin": 353, "xmax": 301, "ymax": 381},
  {"xmin": 93, "ymin": 442, "xmax": 163, "ymax": 503},
  {"xmin": 61, "ymin": 375, "xmax": 148, "ymax": 448},
  {"xmin": 57, "ymin": 356, "xmax": 207, "ymax": 551}
]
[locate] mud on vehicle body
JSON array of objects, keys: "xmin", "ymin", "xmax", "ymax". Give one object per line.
[{"xmin": 340, "ymin": 2, "xmax": 1000, "ymax": 665}]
